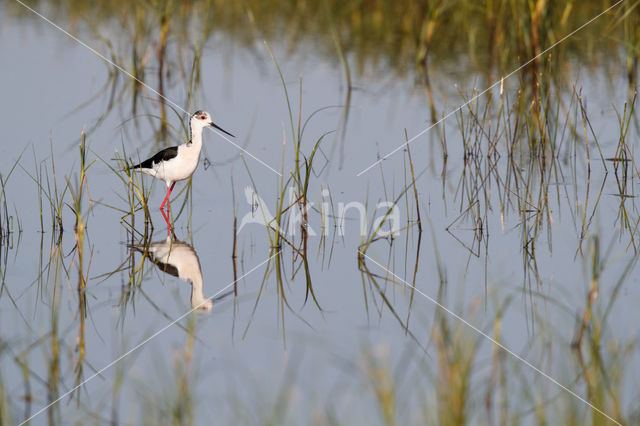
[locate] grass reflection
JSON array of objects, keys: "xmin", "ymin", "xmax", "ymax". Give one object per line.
[{"xmin": 12, "ymin": 1, "xmax": 635, "ymax": 80}]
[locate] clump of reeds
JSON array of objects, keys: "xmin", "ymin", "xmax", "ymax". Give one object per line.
[
  {"xmin": 360, "ymin": 346, "xmax": 397, "ymax": 426},
  {"xmin": 0, "ymin": 154, "xmax": 23, "ymax": 251},
  {"xmin": 136, "ymin": 316, "xmax": 198, "ymax": 425},
  {"xmin": 16, "ymin": 0, "xmax": 629, "ymax": 85},
  {"xmin": 103, "ymin": 143, "xmax": 154, "ymax": 239},
  {"xmin": 0, "ymin": 344, "xmax": 12, "ymax": 426}
]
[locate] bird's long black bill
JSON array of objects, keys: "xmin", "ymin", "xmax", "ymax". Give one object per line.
[{"xmin": 210, "ymin": 122, "xmax": 235, "ymax": 138}]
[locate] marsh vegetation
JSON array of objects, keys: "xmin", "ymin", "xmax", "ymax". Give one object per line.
[{"xmin": 1, "ymin": 0, "xmax": 640, "ymax": 424}]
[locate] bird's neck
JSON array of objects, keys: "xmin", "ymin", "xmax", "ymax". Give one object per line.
[
  {"xmin": 187, "ymin": 123, "xmax": 204, "ymax": 148},
  {"xmin": 190, "ymin": 275, "xmax": 206, "ymax": 306}
]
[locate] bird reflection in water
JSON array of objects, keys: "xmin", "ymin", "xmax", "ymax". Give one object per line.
[{"xmin": 133, "ymin": 236, "xmax": 232, "ymax": 311}]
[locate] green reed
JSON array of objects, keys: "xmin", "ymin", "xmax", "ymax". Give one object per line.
[
  {"xmin": 101, "ymin": 142, "xmax": 153, "ymax": 238},
  {"xmin": 0, "ymin": 344, "xmax": 11, "ymax": 426},
  {"xmin": 0, "ymin": 151, "xmax": 24, "ymax": 246},
  {"xmin": 240, "ymin": 42, "xmax": 330, "ymax": 317}
]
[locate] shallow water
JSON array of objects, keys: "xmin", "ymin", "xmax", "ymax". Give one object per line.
[{"xmin": 1, "ymin": 2, "xmax": 639, "ymax": 425}]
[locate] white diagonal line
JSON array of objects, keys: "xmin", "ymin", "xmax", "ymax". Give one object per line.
[
  {"xmin": 359, "ymin": 251, "xmax": 621, "ymax": 425},
  {"xmin": 19, "ymin": 250, "xmax": 280, "ymax": 426},
  {"xmin": 14, "ymin": 0, "xmax": 281, "ymax": 177},
  {"xmin": 356, "ymin": 0, "xmax": 624, "ymax": 177},
  {"xmin": 206, "ymin": 127, "xmax": 282, "ymax": 176}
]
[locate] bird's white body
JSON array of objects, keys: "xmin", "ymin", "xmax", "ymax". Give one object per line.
[
  {"xmin": 135, "ymin": 113, "xmax": 212, "ymax": 187},
  {"xmin": 141, "ymin": 143, "xmax": 200, "ymax": 185},
  {"xmin": 146, "ymin": 237, "xmax": 213, "ymax": 310}
]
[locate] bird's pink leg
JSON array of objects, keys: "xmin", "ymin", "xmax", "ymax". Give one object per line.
[
  {"xmin": 160, "ymin": 205, "xmax": 176, "ymax": 239},
  {"xmin": 165, "ymin": 220, "xmax": 175, "ymax": 239},
  {"xmin": 167, "ymin": 223, "xmax": 177, "ymax": 240},
  {"xmin": 160, "ymin": 204, "xmax": 171, "ymax": 224},
  {"xmin": 159, "ymin": 182, "xmax": 176, "ymax": 211},
  {"xmin": 160, "ymin": 182, "xmax": 177, "ymax": 234}
]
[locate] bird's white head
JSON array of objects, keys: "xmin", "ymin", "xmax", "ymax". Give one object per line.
[
  {"xmin": 191, "ymin": 110, "xmax": 235, "ymax": 137},
  {"xmin": 194, "ymin": 298, "xmax": 214, "ymax": 312}
]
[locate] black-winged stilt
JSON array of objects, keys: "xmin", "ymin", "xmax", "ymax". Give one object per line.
[
  {"xmin": 131, "ymin": 110, "xmax": 234, "ymax": 227},
  {"xmin": 133, "ymin": 236, "xmax": 233, "ymax": 311}
]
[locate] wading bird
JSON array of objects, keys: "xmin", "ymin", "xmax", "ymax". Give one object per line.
[
  {"xmin": 132, "ymin": 237, "xmax": 234, "ymax": 311},
  {"xmin": 131, "ymin": 110, "xmax": 234, "ymax": 229}
]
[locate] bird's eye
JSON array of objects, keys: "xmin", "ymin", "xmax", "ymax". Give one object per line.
[{"xmin": 200, "ymin": 115, "xmax": 206, "ymax": 120}]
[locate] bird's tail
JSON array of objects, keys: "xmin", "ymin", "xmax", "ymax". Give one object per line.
[
  {"xmin": 127, "ymin": 158, "xmax": 144, "ymax": 170},
  {"xmin": 110, "ymin": 156, "xmax": 142, "ymax": 172},
  {"xmin": 126, "ymin": 160, "xmax": 144, "ymax": 172}
]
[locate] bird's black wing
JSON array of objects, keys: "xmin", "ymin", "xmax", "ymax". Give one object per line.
[
  {"xmin": 152, "ymin": 260, "xmax": 180, "ymax": 279},
  {"xmin": 131, "ymin": 146, "xmax": 179, "ymax": 169},
  {"xmin": 130, "ymin": 245, "xmax": 180, "ymax": 278}
]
